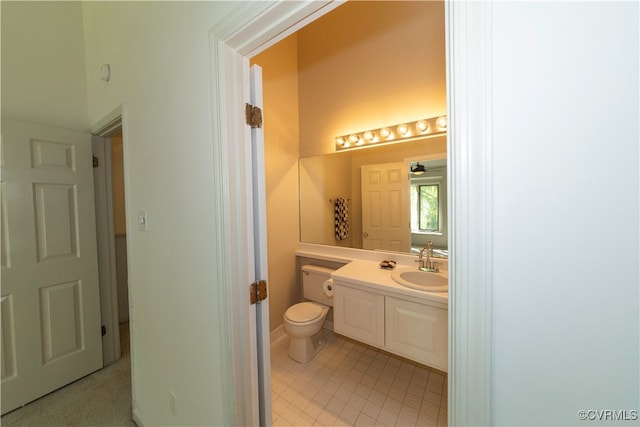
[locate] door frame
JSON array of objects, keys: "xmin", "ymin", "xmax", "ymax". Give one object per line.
[
  {"xmin": 446, "ymin": 2, "xmax": 494, "ymax": 424},
  {"xmin": 209, "ymin": 1, "xmax": 494, "ymax": 425},
  {"xmin": 91, "ymin": 109, "xmax": 125, "ymax": 367},
  {"xmin": 92, "ymin": 133, "xmax": 120, "ymax": 366}
]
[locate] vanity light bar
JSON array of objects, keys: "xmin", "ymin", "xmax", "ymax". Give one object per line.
[{"xmin": 335, "ymin": 115, "xmax": 447, "ymax": 151}]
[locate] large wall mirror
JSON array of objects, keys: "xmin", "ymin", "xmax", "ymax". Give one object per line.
[{"xmin": 299, "ymin": 135, "xmax": 447, "ymax": 255}]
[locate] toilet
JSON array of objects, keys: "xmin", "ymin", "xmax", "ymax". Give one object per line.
[{"xmin": 283, "ymin": 265, "xmax": 335, "ymax": 363}]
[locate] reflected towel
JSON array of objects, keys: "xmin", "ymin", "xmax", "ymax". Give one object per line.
[{"xmin": 334, "ymin": 197, "xmax": 349, "ymax": 240}]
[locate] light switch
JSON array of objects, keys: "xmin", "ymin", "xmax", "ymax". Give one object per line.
[{"xmin": 137, "ymin": 210, "xmax": 147, "ymax": 231}]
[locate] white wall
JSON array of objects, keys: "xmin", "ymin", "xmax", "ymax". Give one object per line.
[
  {"xmin": 82, "ymin": 2, "xmax": 236, "ymax": 425},
  {"xmin": 490, "ymin": 2, "xmax": 639, "ymax": 424},
  {"xmin": 1, "ymin": 1, "xmax": 89, "ymax": 130}
]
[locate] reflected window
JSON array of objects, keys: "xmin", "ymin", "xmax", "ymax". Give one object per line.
[{"xmin": 410, "ymin": 183, "xmax": 440, "ymax": 232}]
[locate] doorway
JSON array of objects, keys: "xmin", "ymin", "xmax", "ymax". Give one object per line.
[
  {"xmin": 249, "ymin": 1, "xmax": 448, "ymax": 425},
  {"xmin": 214, "ymin": 0, "xmax": 494, "ymax": 424},
  {"xmin": 92, "ymin": 122, "xmax": 130, "ymax": 367},
  {"xmin": 109, "ymin": 130, "xmax": 130, "ymax": 354}
]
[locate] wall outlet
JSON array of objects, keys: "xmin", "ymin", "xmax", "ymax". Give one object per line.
[{"xmin": 169, "ymin": 391, "xmax": 177, "ymax": 416}]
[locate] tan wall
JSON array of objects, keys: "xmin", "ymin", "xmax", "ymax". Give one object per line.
[
  {"xmin": 299, "ymin": 153, "xmax": 353, "ymax": 247},
  {"xmin": 251, "ymin": 34, "xmax": 301, "ymax": 332},
  {"xmin": 111, "ymin": 132, "xmax": 126, "ymax": 236},
  {"xmin": 110, "ymin": 131, "xmax": 129, "ymax": 322},
  {"xmin": 297, "ymin": 1, "xmax": 446, "ymax": 157}
]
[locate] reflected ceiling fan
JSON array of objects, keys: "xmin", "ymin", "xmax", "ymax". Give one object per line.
[{"xmin": 411, "ymin": 163, "xmax": 426, "ymax": 175}]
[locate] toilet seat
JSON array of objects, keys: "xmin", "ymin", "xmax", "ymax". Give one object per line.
[{"xmin": 285, "ymin": 302, "xmax": 323, "ymax": 323}]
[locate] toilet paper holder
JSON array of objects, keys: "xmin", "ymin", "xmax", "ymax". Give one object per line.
[{"xmin": 322, "ymin": 279, "xmax": 334, "ymax": 297}]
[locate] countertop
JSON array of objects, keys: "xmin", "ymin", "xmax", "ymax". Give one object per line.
[{"xmin": 331, "ymin": 259, "xmax": 448, "ymax": 308}]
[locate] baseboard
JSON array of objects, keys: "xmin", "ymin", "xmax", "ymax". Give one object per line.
[
  {"xmin": 269, "ymin": 319, "xmax": 334, "ymax": 344},
  {"xmin": 132, "ymin": 408, "xmax": 146, "ymax": 426},
  {"xmin": 324, "ymin": 320, "xmax": 334, "ymax": 331},
  {"xmin": 270, "ymin": 324, "xmax": 285, "ymax": 343}
]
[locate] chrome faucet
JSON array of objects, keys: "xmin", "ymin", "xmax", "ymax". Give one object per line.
[{"xmin": 416, "ymin": 241, "xmax": 438, "ymax": 272}]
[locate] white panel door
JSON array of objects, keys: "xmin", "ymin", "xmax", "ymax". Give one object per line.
[
  {"xmin": 1, "ymin": 119, "xmax": 102, "ymax": 414},
  {"xmin": 249, "ymin": 64, "xmax": 272, "ymax": 427},
  {"xmin": 361, "ymin": 162, "xmax": 410, "ymax": 252}
]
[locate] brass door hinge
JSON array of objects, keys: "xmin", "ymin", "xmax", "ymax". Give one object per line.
[
  {"xmin": 245, "ymin": 103, "xmax": 263, "ymax": 129},
  {"xmin": 250, "ymin": 280, "xmax": 267, "ymax": 304},
  {"xmin": 93, "ymin": 156, "xmax": 100, "ymax": 168}
]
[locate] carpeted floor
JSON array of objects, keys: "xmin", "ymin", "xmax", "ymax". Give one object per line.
[{"xmin": 1, "ymin": 323, "xmax": 135, "ymax": 426}]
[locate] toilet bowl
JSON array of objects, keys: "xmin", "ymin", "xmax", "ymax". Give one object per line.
[
  {"xmin": 283, "ymin": 265, "xmax": 335, "ymax": 364},
  {"xmin": 283, "ymin": 302, "xmax": 329, "ymax": 363}
]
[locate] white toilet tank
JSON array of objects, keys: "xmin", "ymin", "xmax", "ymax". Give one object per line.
[{"xmin": 301, "ymin": 265, "xmax": 335, "ymax": 307}]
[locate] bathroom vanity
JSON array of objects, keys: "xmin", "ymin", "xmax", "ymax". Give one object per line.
[{"xmin": 331, "ymin": 259, "xmax": 448, "ymax": 372}]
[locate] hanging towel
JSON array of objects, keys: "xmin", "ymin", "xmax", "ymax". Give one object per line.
[{"xmin": 334, "ymin": 197, "xmax": 350, "ymax": 240}]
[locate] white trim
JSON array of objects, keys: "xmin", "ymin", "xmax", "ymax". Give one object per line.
[
  {"xmin": 210, "ymin": 0, "xmax": 495, "ymax": 424},
  {"xmin": 446, "ymin": 1, "xmax": 493, "ymax": 425},
  {"xmin": 210, "ymin": 3, "xmax": 347, "ymax": 426},
  {"xmin": 90, "ymin": 106, "xmax": 122, "ymax": 136},
  {"xmin": 208, "ymin": 30, "xmax": 244, "ymax": 427},
  {"xmin": 132, "ymin": 408, "xmax": 147, "ymax": 427},
  {"xmin": 219, "ymin": 1, "xmax": 345, "ymax": 58}
]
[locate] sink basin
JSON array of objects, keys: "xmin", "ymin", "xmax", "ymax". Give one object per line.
[{"xmin": 391, "ymin": 268, "xmax": 448, "ymax": 292}]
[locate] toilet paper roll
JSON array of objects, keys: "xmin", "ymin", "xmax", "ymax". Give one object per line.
[{"xmin": 322, "ymin": 279, "xmax": 334, "ymax": 297}]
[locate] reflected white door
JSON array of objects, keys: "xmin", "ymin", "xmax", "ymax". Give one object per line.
[
  {"xmin": 1, "ymin": 119, "xmax": 103, "ymax": 414},
  {"xmin": 361, "ymin": 162, "xmax": 410, "ymax": 252}
]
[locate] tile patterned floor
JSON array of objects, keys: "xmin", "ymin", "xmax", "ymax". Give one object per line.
[{"xmin": 270, "ymin": 330, "xmax": 447, "ymax": 426}]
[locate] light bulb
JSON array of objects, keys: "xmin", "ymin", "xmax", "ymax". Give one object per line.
[
  {"xmin": 336, "ymin": 137, "xmax": 345, "ymax": 146},
  {"xmin": 437, "ymin": 116, "xmax": 447, "ymax": 129},
  {"xmin": 363, "ymin": 131, "xmax": 375, "ymax": 142},
  {"xmin": 379, "ymin": 128, "xmax": 392, "ymax": 139},
  {"xmin": 348, "ymin": 134, "xmax": 359, "ymax": 143},
  {"xmin": 397, "ymin": 124, "xmax": 410, "ymax": 136},
  {"xmin": 416, "ymin": 120, "xmax": 429, "ymax": 133}
]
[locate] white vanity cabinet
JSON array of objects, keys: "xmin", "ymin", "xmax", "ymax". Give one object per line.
[
  {"xmin": 333, "ymin": 278, "xmax": 448, "ymax": 372},
  {"xmin": 385, "ymin": 296, "xmax": 447, "ymax": 371},
  {"xmin": 333, "ymin": 285, "xmax": 385, "ymax": 347}
]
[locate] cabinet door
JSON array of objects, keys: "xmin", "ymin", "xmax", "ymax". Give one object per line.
[
  {"xmin": 386, "ymin": 296, "xmax": 447, "ymax": 372},
  {"xmin": 333, "ymin": 284, "xmax": 385, "ymax": 347}
]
